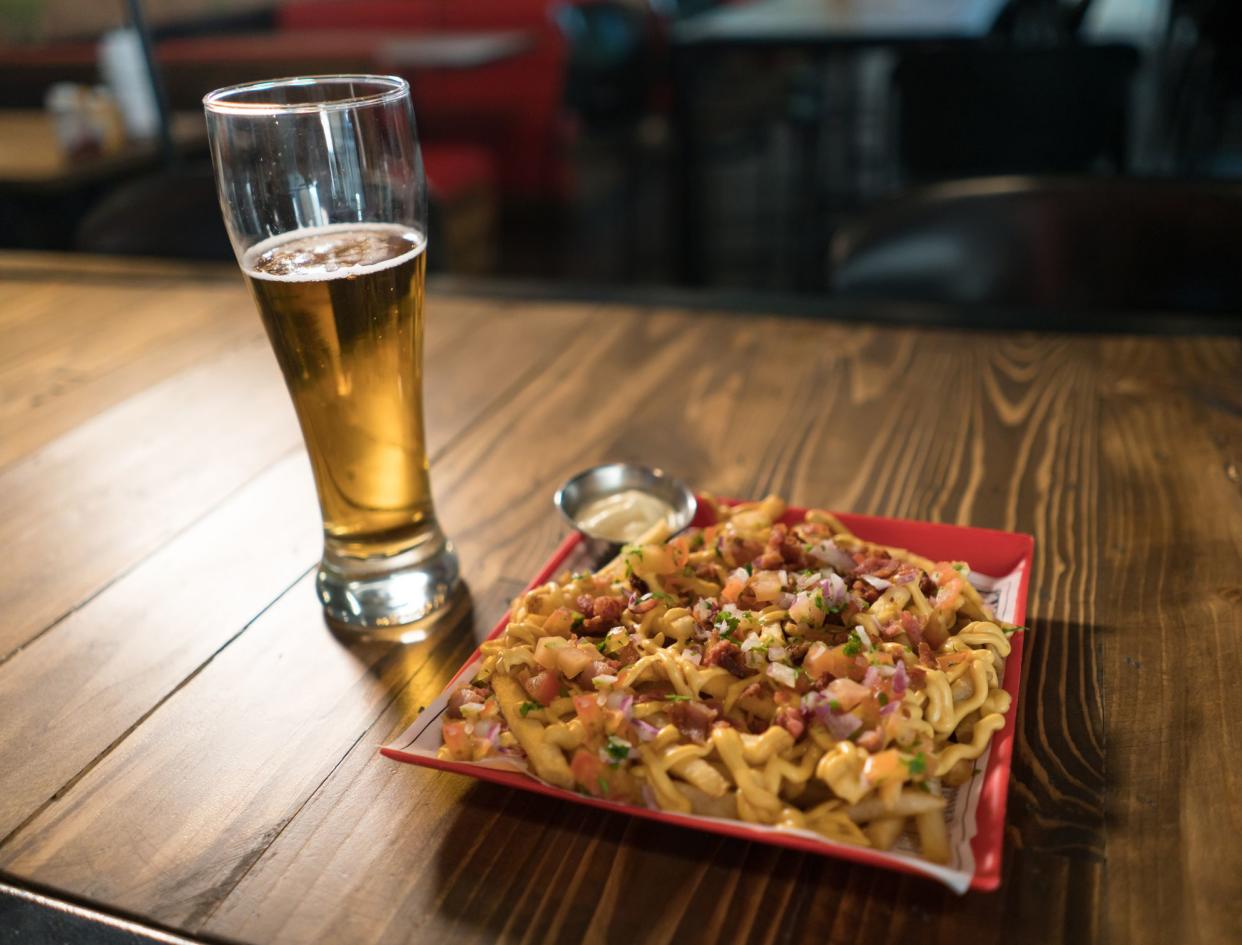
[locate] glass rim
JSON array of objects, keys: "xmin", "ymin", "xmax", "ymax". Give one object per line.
[{"xmin": 203, "ymin": 74, "xmax": 408, "ymax": 115}]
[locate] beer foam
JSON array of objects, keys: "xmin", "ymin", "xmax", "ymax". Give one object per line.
[{"xmin": 243, "ymin": 222, "xmax": 426, "ymax": 282}]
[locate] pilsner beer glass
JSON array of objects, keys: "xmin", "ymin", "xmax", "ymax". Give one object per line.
[{"xmin": 204, "ymin": 75, "xmax": 459, "ymax": 638}]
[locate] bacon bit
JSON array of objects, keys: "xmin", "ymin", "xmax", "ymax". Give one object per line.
[
  {"xmin": 628, "ymin": 592, "xmax": 660, "ymax": 615},
  {"xmin": 669, "ymin": 700, "xmax": 717, "ymax": 743},
  {"xmin": 855, "ymin": 555, "xmax": 901, "ymax": 579},
  {"xmin": 880, "ymin": 620, "xmax": 904, "ymax": 640},
  {"xmin": 908, "ymin": 665, "xmax": 928, "ymax": 690},
  {"xmin": 581, "ymin": 595, "xmax": 625, "ymax": 633},
  {"xmin": 918, "ymin": 642, "xmax": 937, "ymax": 669},
  {"xmin": 694, "ymin": 561, "xmax": 724, "ymax": 584},
  {"xmin": 634, "ymin": 682, "xmax": 675, "ymax": 703},
  {"xmin": 611, "ymin": 642, "xmax": 640, "ymax": 666},
  {"xmin": 899, "ymin": 610, "xmax": 925, "ymax": 641},
  {"xmin": 720, "ymin": 535, "xmax": 764, "ymax": 568},
  {"xmin": 936, "ymin": 651, "xmax": 971, "ymax": 671},
  {"xmin": 739, "ymin": 681, "xmax": 764, "ymax": 700},
  {"xmin": 446, "ymin": 685, "xmax": 488, "ymax": 719},
  {"xmin": 704, "ymin": 640, "xmax": 750, "ymax": 678},
  {"xmin": 856, "ymin": 729, "xmax": 884, "ymax": 752},
  {"xmin": 851, "ymin": 579, "xmax": 882, "ymax": 604},
  {"xmin": 774, "ymin": 705, "xmax": 806, "ymax": 741}
]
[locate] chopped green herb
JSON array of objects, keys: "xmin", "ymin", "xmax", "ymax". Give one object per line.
[
  {"xmin": 914, "ymin": 780, "xmax": 932, "ymax": 794},
  {"xmin": 952, "ymin": 563, "xmax": 967, "ymax": 574},
  {"xmin": 559, "ymin": 685, "xmax": 571, "ymax": 698},
  {"xmin": 624, "ymin": 562, "xmax": 634, "ymax": 579},
  {"xmin": 596, "ymin": 640, "xmax": 608, "ymax": 653},
  {"xmin": 814, "ymin": 591, "xmax": 826, "ymax": 611},
  {"xmin": 604, "ymin": 736, "xmax": 632, "ymax": 764},
  {"xmin": 903, "ymin": 752, "xmax": 927, "ymax": 776},
  {"xmin": 843, "ymin": 632, "xmax": 862, "ymax": 657},
  {"xmin": 519, "ymin": 701, "xmax": 540, "ymax": 717},
  {"xmin": 597, "ymin": 775, "xmax": 610, "ymax": 795},
  {"xmin": 744, "ymin": 562, "xmax": 753, "ymax": 575},
  {"xmin": 664, "ymin": 694, "xmax": 693, "ymax": 702},
  {"xmin": 877, "ymin": 692, "xmax": 889, "ymax": 707},
  {"xmin": 652, "ymin": 591, "xmax": 675, "ymax": 603},
  {"xmin": 683, "ymin": 565, "xmax": 695, "ymax": 577},
  {"xmin": 828, "ymin": 699, "xmax": 843, "ymax": 712},
  {"xmin": 624, "ymin": 546, "xmax": 644, "ymax": 561}
]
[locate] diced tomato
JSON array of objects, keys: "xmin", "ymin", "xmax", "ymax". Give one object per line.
[
  {"xmin": 804, "ymin": 642, "xmax": 856, "ymax": 681},
  {"xmin": 523, "ymin": 670, "xmax": 561, "ymax": 706},
  {"xmin": 936, "ymin": 651, "xmax": 971, "ymax": 671},
  {"xmin": 534, "ymin": 635, "xmax": 566, "ymax": 670},
  {"xmin": 573, "ymin": 693, "xmax": 603, "ymax": 728},
  {"xmin": 442, "ymin": 720, "xmax": 472, "ymax": 759},
  {"xmin": 571, "ymin": 749, "xmax": 608, "ymax": 796},
  {"xmin": 557, "ymin": 645, "xmax": 595, "ymax": 678},
  {"xmin": 853, "ymin": 694, "xmax": 882, "ymax": 728},
  {"xmin": 862, "ymin": 748, "xmax": 906, "ymax": 785},
  {"xmin": 668, "ymin": 537, "xmax": 691, "ymax": 570},
  {"xmin": 543, "ymin": 607, "xmax": 576, "ymax": 637},
  {"xmin": 750, "ymin": 570, "xmax": 783, "ymax": 602},
  {"xmin": 825, "ymin": 677, "xmax": 871, "ymax": 710},
  {"xmin": 721, "ymin": 576, "xmax": 747, "ymax": 604}
]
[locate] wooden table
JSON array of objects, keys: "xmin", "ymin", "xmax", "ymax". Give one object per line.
[{"xmin": 0, "ymin": 253, "xmax": 1239, "ymax": 945}]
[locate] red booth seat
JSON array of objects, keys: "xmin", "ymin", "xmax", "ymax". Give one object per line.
[{"xmin": 277, "ymin": 0, "xmax": 568, "ymax": 202}]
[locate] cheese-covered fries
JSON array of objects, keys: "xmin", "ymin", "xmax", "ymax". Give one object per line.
[{"xmin": 438, "ymin": 495, "xmax": 1017, "ymax": 864}]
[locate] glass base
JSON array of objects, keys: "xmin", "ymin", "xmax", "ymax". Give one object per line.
[{"xmin": 317, "ymin": 526, "xmax": 462, "ymax": 642}]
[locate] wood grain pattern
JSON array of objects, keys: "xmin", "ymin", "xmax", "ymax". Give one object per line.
[{"xmin": 0, "ymin": 255, "xmax": 1239, "ymax": 945}]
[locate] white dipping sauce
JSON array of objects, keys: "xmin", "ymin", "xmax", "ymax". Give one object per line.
[{"xmin": 576, "ymin": 489, "xmax": 674, "ymax": 542}]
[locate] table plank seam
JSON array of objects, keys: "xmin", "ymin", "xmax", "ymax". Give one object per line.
[
  {"xmin": 0, "ymin": 443, "xmax": 304, "ymax": 669},
  {"xmin": 0, "ymin": 562, "xmax": 316, "ymax": 854},
  {"xmin": 186, "ymin": 613, "xmax": 496, "ymax": 934}
]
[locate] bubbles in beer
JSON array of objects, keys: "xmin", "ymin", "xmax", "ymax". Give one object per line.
[{"xmin": 245, "ymin": 224, "xmax": 424, "ymax": 281}]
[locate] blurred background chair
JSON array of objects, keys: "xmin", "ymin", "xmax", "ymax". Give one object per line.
[
  {"xmin": 893, "ymin": 44, "xmax": 1140, "ymax": 183},
  {"xmin": 828, "ymin": 177, "xmax": 1242, "ymax": 314},
  {"xmin": 74, "ymin": 160, "xmax": 231, "ymax": 260}
]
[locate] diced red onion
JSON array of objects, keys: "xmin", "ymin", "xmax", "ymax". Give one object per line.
[
  {"xmin": 892, "ymin": 660, "xmax": 909, "ymax": 696},
  {"xmin": 633, "ymin": 719, "xmax": 660, "ymax": 742},
  {"xmin": 606, "ymin": 692, "xmax": 634, "ymax": 717},
  {"xmin": 863, "ymin": 666, "xmax": 882, "ymax": 688},
  {"xmin": 862, "ymin": 574, "xmax": 892, "ymax": 591},
  {"xmin": 741, "ymin": 634, "xmax": 765, "ymax": 653},
  {"xmin": 879, "ymin": 700, "xmax": 900, "ymax": 717},
  {"xmin": 767, "ymin": 663, "xmax": 798, "ymax": 688},
  {"xmin": 801, "ymin": 691, "xmax": 825, "ymax": 712},
  {"xmin": 892, "ymin": 570, "xmax": 918, "ymax": 585},
  {"xmin": 854, "ymin": 624, "xmax": 872, "ymax": 650},
  {"xmin": 778, "ymin": 592, "xmax": 796, "ymax": 610},
  {"xmin": 767, "ymin": 645, "xmax": 787, "ymax": 662},
  {"xmin": 820, "ymin": 572, "xmax": 848, "ymax": 608},
  {"xmin": 817, "ymin": 705, "xmax": 861, "ymax": 740},
  {"xmin": 729, "ymin": 567, "xmax": 749, "ymax": 584},
  {"xmin": 473, "ymin": 720, "xmax": 500, "ymax": 746},
  {"xmin": 809, "ymin": 540, "xmax": 857, "ymax": 575},
  {"xmin": 682, "ymin": 648, "xmax": 702, "ymax": 665}
]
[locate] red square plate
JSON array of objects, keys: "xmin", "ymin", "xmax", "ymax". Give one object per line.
[{"xmin": 383, "ymin": 501, "xmax": 1033, "ymax": 892}]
